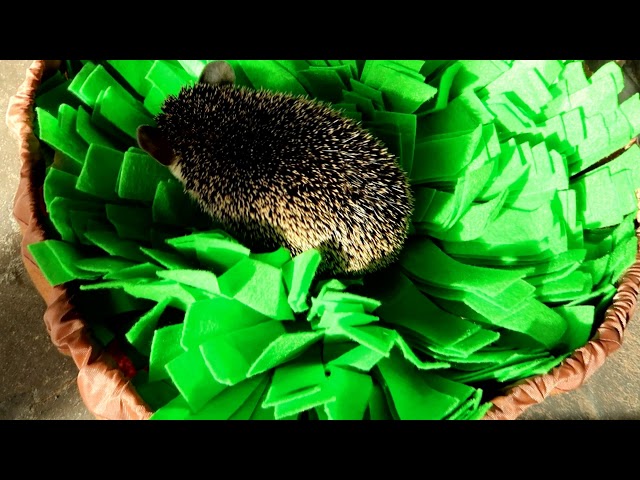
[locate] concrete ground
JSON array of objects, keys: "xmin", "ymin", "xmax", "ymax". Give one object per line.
[
  {"xmin": 0, "ymin": 60, "xmax": 94, "ymax": 420},
  {"xmin": 1, "ymin": 60, "xmax": 639, "ymax": 420}
]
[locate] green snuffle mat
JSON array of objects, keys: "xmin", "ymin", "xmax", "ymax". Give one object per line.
[{"xmin": 28, "ymin": 59, "xmax": 640, "ymax": 420}]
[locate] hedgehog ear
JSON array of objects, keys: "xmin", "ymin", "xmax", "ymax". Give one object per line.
[
  {"xmin": 136, "ymin": 125, "xmax": 175, "ymax": 167},
  {"xmin": 199, "ymin": 61, "xmax": 236, "ymax": 86}
]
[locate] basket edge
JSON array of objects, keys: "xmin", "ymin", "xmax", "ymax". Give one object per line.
[{"xmin": 9, "ymin": 59, "xmax": 153, "ymax": 420}]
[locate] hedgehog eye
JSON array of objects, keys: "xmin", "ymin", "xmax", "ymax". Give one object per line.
[
  {"xmin": 136, "ymin": 125, "xmax": 176, "ymax": 167},
  {"xmin": 199, "ymin": 61, "xmax": 236, "ymax": 87}
]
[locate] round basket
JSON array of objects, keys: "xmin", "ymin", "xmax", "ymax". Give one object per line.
[{"xmin": 9, "ymin": 60, "xmax": 640, "ymax": 420}]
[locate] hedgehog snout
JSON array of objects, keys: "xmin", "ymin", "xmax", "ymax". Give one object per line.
[{"xmin": 136, "ymin": 125, "xmax": 177, "ymax": 168}]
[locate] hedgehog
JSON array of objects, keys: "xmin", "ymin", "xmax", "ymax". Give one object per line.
[{"xmin": 136, "ymin": 61, "xmax": 414, "ymax": 276}]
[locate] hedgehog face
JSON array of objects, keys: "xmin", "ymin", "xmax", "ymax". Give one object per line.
[
  {"xmin": 136, "ymin": 61, "xmax": 414, "ymax": 276},
  {"xmin": 136, "ymin": 60, "xmax": 236, "ymax": 170}
]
